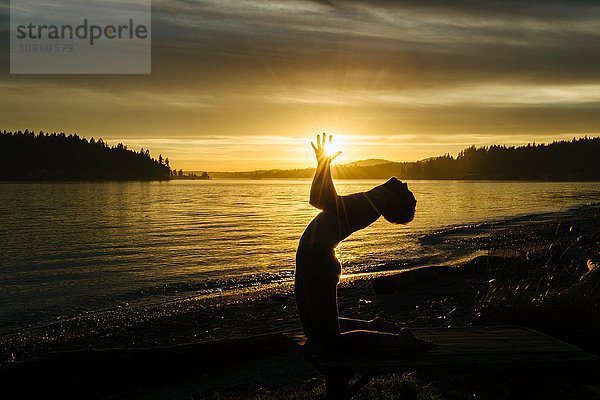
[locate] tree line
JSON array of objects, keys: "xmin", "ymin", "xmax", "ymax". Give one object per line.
[
  {"xmin": 225, "ymin": 137, "xmax": 600, "ymax": 180},
  {"xmin": 0, "ymin": 130, "xmax": 171, "ymax": 181}
]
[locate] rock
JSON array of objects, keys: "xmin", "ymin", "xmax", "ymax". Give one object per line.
[
  {"xmin": 372, "ymin": 266, "xmax": 450, "ymax": 295},
  {"xmin": 463, "ymin": 255, "xmax": 505, "ymax": 272},
  {"xmin": 372, "ymin": 276, "xmax": 399, "ymax": 295},
  {"xmin": 461, "ymin": 255, "xmax": 527, "ymax": 276}
]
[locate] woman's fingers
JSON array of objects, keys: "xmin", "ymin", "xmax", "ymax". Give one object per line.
[
  {"xmin": 331, "ymin": 151, "xmax": 342, "ymax": 161},
  {"xmin": 313, "ymin": 133, "xmax": 338, "ymax": 153}
]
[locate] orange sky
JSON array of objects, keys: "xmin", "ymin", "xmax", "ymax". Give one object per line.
[{"xmin": 2, "ymin": 1, "xmax": 600, "ymax": 171}]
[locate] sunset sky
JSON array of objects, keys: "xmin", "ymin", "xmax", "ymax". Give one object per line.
[{"xmin": 2, "ymin": 0, "xmax": 600, "ymax": 171}]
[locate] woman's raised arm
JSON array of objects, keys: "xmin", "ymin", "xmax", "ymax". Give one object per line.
[{"xmin": 309, "ymin": 134, "xmax": 341, "ymax": 211}]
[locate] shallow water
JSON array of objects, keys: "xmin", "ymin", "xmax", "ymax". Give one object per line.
[{"xmin": 1, "ymin": 179, "xmax": 599, "ymax": 333}]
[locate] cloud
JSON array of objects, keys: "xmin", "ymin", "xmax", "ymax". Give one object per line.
[{"xmin": 1, "ymin": 0, "xmax": 600, "ymax": 168}]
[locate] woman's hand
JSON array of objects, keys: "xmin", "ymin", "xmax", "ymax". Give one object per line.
[{"xmin": 311, "ymin": 133, "xmax": 342, "ymax": 164}]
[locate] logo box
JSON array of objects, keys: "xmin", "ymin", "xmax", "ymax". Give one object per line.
[{"xmin": 10, "ymin": 0, "xmax": 151, "ymax": 74}]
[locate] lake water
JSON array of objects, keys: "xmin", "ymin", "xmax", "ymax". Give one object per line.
[{"xmin": 1, "ymin": 180, "xmax": 599, "ymax": 334}]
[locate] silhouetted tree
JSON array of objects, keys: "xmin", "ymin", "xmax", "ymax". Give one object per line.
[{"xmin": 0, "ymin": 130, "xmax": 172, "ymax": 181}]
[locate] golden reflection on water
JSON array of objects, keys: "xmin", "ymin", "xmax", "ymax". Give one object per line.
[{"xmin": 0, "ymin": 179, "xmax": 599, "ymax": 332}]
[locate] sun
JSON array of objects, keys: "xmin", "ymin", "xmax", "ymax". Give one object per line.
[
  {"xmin": 323, "ymin": 134, "xmax": 344, "ymax": 157},
  {"xmin": 325, "ymin": 142, "xmax": 339, "ymax": 157}
]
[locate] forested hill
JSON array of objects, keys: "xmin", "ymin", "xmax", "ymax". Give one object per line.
[
  {"xmin": 213, "ymin": 137, "xmax": 600, "ymax": 180},
  {"xmin": 0, "ymin": 130, "xmax": 171, "ymax": 181}
]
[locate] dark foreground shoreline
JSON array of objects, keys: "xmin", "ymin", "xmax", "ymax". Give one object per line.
[{"xmin": 1, "ymin": 205, "xmax": 599, "ymax": 399}]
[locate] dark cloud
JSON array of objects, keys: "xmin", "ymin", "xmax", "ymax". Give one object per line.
[
  {"xmin": 4, "ymin": 0, "xmax": 600, "ymax": 89},
  {"xmin": 313, "ymin": 0, "xmax": 600, "ymax": 20},
  {"xmin": 145, "ymin": 0, "xmax": 600, "ymax": 89}
]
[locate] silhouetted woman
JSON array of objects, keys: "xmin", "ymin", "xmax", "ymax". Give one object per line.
[{"xmin": 295, "ymin": 134, "xmax": 435, "ymax": 354}]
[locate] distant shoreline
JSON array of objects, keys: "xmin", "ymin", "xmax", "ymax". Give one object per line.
[
  {"xmin": 3, "ymin": 177, "xmax": 600, "ymax": 183},
  {"xmin": 209, "ymin": 177, "xmax": 600, "ymax": 182},
  {"xmin": 0, "ymin": 179, "xmax": 172, "ymax": 183},
  {"xmin": 207, "ymin": 137, "xmax": 600, "ymax": 180},
  {"xmin": 4, "ymin": 132, "xmax": 598, "ymax": 181}
]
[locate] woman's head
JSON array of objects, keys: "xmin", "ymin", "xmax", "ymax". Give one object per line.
[{"xmin": 369, "ymin": 177, "xmax": 416, "ymax": 224}]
